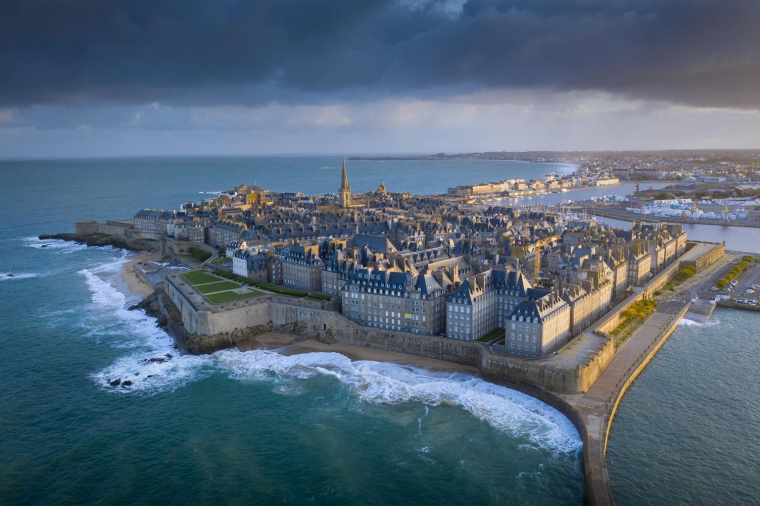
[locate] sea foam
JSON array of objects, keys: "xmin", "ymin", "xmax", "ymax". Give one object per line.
[
  {"xmin": 24, "ymin": 236, "xmax": 90, "ymax": 254},
  {"xmin": 215, "ymin": 348, "xmax": 583, "ymax": 455},
  {"xmin": 81, "ymin": 256, "xmax": 210, "ymax": 394},
  {"xmin": 80, "ymin": 253, "xmax": 581, "ymax": 454},
  {"xmin": 0, "ymin": 272, "xmax": 40, "ymax": 281}
]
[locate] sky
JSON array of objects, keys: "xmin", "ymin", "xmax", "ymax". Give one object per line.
[{"xmin": 2, "ymin": 0, "xmax": 760, "ymax": 158}]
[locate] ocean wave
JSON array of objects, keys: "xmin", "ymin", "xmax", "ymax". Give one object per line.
[
  {"xmin": 0, "ymin": 272, "xmax": 40, "ymax": 281},
  {"xmin": 679, "ymin": 316, "xmax": 720, "ymax": 327},
  {"xmin": 81, "ymin": 257, "xmax": 211, "ymax": 394},
  {"xmin": 79, "ymin": 254, "xmax": 581, "ymax": 453},
  {"xmin": 214, "ymin": 349, "xmax": 583, "ymax": 455},
  {"xmin": 23, "ymin": 236, "xmax": 89, "ymax": 254}
]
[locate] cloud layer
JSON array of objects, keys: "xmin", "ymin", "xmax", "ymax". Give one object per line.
[{"xmin": 2, "ymin": 0, "xmax": 760, "ymax": 109}]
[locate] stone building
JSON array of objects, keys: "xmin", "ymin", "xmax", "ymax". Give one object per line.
[
  {"xmin": 134, "ymin": 209, "xmax": 176, "ymax": 233},
  {"xmin": 232, "ymin": 248, "xmax": 268, "ymax": 282},
  {"xmin": 172, "ymin": 221, "xmax": 205, "ymax": 243},
  {"xmin": 322, "ymin": 248, "xmax": 360, "ymax": 297},
  {"xmin": 209, "ymin": 220, "xmax": 247, "ymax": 250},
  {"xmin": 341, "ymin": 266, "xmax": 446, "ymax": 335},
  {"xmin": 282, "ymin": 243, "xmax": 324, "ymax": 292},
  {"xmin": 627, "ymin": 241, "xmax": 652, "ymax": 286},
  {"xmin": 446, "ymin": 268, "xmax": 542, "ymax": 341},
  {"xmin": 506, "ymin": 292, "xmax": 571, "ymax": 358}
]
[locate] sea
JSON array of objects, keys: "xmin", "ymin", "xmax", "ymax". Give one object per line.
[
  {"xmin": 2, "ymin": 156, "xmax": 756, "ymax": 506},
  {"xmin": 606, "ymin": 309, "xmax": 760, "ymax": 506},
  {"xmin": 0, "ymin": 156, "xmax": 585, "ymax": 506}
]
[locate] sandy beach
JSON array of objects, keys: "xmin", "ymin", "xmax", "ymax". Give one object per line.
[
  {"xmin": 122, "ymin": 251, "xmax": 160, "ymax": 298},
  {"xmin": 242, "ymin": 331, "xmax": 481, "ymax": 375}
]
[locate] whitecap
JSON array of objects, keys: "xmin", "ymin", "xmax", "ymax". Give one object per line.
[
  {"xmin": 0, "ymin": 272, "xmax": 39, "ymax": 281},
  {"xmin": 23, "ymin": 236, "xmax": 89, "ymax": 254},
  {"xmin": 214, "ymin": 348, "xmax": 583, "ymax": 455},
  {"xmin": 80, "ymin": 256, "xmax": 211, "ymax": 394}
]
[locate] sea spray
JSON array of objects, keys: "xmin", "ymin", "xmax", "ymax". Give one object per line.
[
  {"xmin": 79, "ymin": 251, "xmax": 581, "ymax": 455},
  {"xmin": 81, "ymin": 254, "xmax": 211, "ymax": 393},
  {"xmin": 215, "ymin": 349, "xmax": 582, "ymax": 455}
]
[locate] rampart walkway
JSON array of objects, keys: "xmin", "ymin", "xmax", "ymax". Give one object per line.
[{"xmin": 563, "ymin": 299, "xmax": 691, "ymax": 505}]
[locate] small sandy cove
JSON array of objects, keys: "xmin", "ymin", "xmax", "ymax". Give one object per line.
[{"xmin": 122, "ymin": 251, "xmax": 160, "ymax": 297}]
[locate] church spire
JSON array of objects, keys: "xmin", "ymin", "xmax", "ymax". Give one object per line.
[
  {"xmin": 339, "ymin": 157, "xmax": 351, "ymax": 208},
  {"xmin": 340, "ymin": 158, "xmax": 350, "ymax": 191}
]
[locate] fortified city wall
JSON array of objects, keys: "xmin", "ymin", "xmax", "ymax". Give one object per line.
[{"xmin": 164, "ymin": 240, "xmax": 724, "ymax": 395}]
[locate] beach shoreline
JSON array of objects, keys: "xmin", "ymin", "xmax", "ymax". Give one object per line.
[
  {"xmin": 122, "ymin": 251, "xmax": 160, "ymax": 298},
  {"xmin": 241, "ymin": 331, "xmax": 481, "ymax": 375}
]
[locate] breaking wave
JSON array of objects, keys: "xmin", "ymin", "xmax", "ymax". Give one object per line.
[
  {"xmin": 81, "ymin": 256, "xmax": 210, "ymax": 394},
  {"xmin": 80, "ymin": 253, "xmax": 581, "ymax": 454},
  {"xmin": 679, "ymin": 316, "xmax": 720, "ymax": 327},
  {"xmin": 1, "ymin": 272, "xmax": 40, "ymax": 281},
  {"xmin": 24, "ymin": 236, "xmax": 89, "ymax": 254},
  {"xmin": 215, "ymin": 348, "xmax": 583, "ymax": 455}
]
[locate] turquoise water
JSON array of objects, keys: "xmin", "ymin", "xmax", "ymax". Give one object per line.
[
  {"xmin": 607, "ymin": 309, "xmax": 760, "ymax": 505},
  {"xmin": 0, "ymin": 157, "xmax": 584, "ymax": 506}
]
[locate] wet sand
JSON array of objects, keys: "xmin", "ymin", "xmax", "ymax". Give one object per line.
[
  {"xmin": 122, "ymin": 252, "xmax": 160, "ymax": 298},
  {"xmin": 242, "ymin": 332, "xmax": 480, "ymax": 375}
]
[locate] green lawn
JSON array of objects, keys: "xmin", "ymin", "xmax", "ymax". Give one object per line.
[
  {"xmin": 476, "ymin": 328, "xmax": 505, "ymax": 343},
  {"xmin": 182, "ymin": 271, "xmax": 221, "ymax": 285},
  {"xmin": 205, "ymin": 289, "xmax": 265, "ymax": 304},
  {"xmin": 196, "ymin": 280, "xmax": 242, "ymax": 294}
]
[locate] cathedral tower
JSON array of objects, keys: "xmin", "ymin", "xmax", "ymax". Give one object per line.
[{"xmin": 339, "ymin": 158, "xmax": 351, "ymax": 208}]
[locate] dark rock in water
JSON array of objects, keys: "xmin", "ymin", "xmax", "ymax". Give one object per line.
[
  {"xmin": 134, "ymin": 373, "xmax": 140, "ymax": 376},
  {"xmin": 41, "ymin": 244, "xmax": 48, "ymax": 248},
  {"xmin": 145, "ymin": 357, "xmax": 165, "ymax": 364},
  {"xmin": 129, "ymin": 292, "xmax": 162, "ymax": 320},
  {"xmin": 109, "ymin": 379, "xmax": 121, "ymax": 387},
  {"xmin": 38, "ymin": 232, "xmax": 159, "ymax": 253},
  {"xmin": 146, "ymin": 375, "xmax": 154, "ymax": 379},
  {"xmin": 122, "ymin": 380, "xmax": 133, "ymax": 387},
  {"xmin": 165, "ymin": 353, "xmax": 173, "ymax": 359}
]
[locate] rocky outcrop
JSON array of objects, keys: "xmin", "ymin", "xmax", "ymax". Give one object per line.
[
  {"xmin": 39, "ymin": 232, "xmax": 159, "ymax": 252},
  {"xmin": 185, "ymin": 322, "xmax": 274, "ymax": 355},
  {"xmin": 128, "ymin": 292, "xmax": 166, "ymax": 326}
]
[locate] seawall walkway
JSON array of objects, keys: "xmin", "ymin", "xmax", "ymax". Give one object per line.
[{"xmin": 562, "ymin": 299, "xmax": 691, "ymax": 505}]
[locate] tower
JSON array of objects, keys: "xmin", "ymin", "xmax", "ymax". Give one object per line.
[{"xmin": 339, "ymin": 158, "xmax": 351, "ymax": 208}]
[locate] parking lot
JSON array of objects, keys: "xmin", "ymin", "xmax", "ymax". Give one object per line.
[{"xmin": 704, "ymin": 261, "xmax": 760, "ymax": 306}]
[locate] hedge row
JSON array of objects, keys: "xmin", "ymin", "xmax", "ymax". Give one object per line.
[
  {"xmin": 715, "ymin": 256, "xmax": 754, "ymax": 289},
  {"xmin": 611, "ymin": 299, "xmax": 658, "ymax": 337}
]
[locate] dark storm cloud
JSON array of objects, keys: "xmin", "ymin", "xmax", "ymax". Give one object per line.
[{"xmin": 2, "ymin": 0, "xmax": 759, "ymax": 109}]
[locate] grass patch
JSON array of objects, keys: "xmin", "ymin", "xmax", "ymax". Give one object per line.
[
  {"xmin": 182, "ymin": 271, "xmax": 221, "ymax": 285},
  {"xmin": 212, "ymin": 269, "xmax": 316, "ymax": 297},
  {"xmin": 205, "ymin": 289, "xmax": 265, "ymax": 304},
  {"xmin": 196, "ymin": 281, "xmax": 241, "ymax": 294},
  {"xmin": 212, "ymin": 257, "xmax": 231, "ymax": 263},
  {"xmin": 476, "ymin": 328, "xmax": 505, "ymax": 343}
]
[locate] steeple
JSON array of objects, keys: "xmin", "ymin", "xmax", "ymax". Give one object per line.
[
  {"xmin": 340, "ymin": 158, "xmax": 350, "ymax": 191},
  {"xmin": 339, "ymin": 158, "xmax": 352, "ymax": 208}
]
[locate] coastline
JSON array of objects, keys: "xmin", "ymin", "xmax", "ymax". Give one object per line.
[
  {"xmin": 242, "ymin": 331, "xmax": 482, "ymax": 375},
  {"xmin": 122, "ymin": 251, "xmax": 160, "ymax": 298}
]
